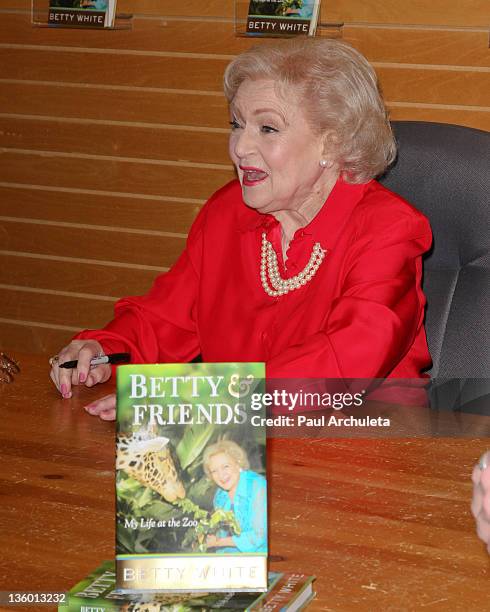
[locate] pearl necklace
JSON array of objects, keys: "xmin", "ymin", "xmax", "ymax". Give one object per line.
[{"xmin": 260, "ymin": 233, "xmax": 327, "ymax": 297}]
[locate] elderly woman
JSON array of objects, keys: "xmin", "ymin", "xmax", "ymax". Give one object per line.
[
  {"xmin": 203, "ymin": 440, "xmax": 267, "ymax": 553},
  {"xmin": 50, "ymin": 38, "xmax": 431, "ymax": 418}
]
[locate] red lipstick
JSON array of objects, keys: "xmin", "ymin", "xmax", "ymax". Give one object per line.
[{"xmin": 240, "ymin": 166, "xmax": 269, "ymax": 187}]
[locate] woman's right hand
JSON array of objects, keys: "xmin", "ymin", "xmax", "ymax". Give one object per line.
[{"xmin": 49, "ymin": 339, "xmax": 111, "ymax": 399}]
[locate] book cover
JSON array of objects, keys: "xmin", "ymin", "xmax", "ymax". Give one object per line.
[
  {"xmin": 115, "ymin": 363, "xmax": 267, "ymax": 592},
  {"xmin": 246, "ymin": 0, "xmax": 321, "ymax": 36},
  {"xmin": 59, "ymin": 560, "xmax": 316, "ymax": 611},
  {"xmin": 48, "ymin": 1, "xmax": 116, "ymax": 28}
]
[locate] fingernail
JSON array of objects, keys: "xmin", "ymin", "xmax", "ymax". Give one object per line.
[
  {"xmin": 61, "ymin": 384, "xmax": 67, "ymax": 395},
  {"xmin": 63, "ymin": 391, "xmax": 72, "ymax": 399},
  {"xmin": 79, "ymin": 372, "xmax": 86, "ymax": 383}
]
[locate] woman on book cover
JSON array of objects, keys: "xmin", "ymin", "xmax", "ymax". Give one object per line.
[
  {"xmin": 79, "ymin": 0, "xmax": 107, "ymax": 8},
  {"xmin": 280, "ymin": 0, "xmax": 315, "ymax": 19},
  {"xmin": 49, "ymin": 38, "xmax": 432, "ymax": 417},
  {"xmin": 248, "ymin": 1, "xmax": 314, "ymax": 19},
  {"xmin": 203, "ymin": 440, "xmax": 267, "ymax": 553}
]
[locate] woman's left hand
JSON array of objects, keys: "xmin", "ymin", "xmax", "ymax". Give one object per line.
[
  {"xmin": 471, "ymin": 452, "xmax": 490, "ymax": 553},
  {"xmin": 84, "ymin": 393, "xmax": 116, "ymax": 421}
]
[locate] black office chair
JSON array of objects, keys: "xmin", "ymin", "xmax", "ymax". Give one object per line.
[
  {"xmin": 380, "ymin": 121, "xmax": 490, "ymax": 377},
  {"xmin": 380, "ymin": 122, "xmax": 490, "ymax": 413}
]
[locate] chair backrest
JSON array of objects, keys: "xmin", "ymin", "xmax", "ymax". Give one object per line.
[{"xmin": 379, "ymin": 121, "xmax": 490, "ymax": 377}]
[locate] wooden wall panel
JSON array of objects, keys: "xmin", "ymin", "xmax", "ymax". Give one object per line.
[
  {"xmin": 3, "ymin": 0, "xmax": 489, "ymax": 25},
  {"xmin": 378, "ymin": 68, "xmax": 488, "ymax": 107},
  {"xmin": 0, "ymin": 3, "xmax": 488, "ymax": 355},
  {"xmin": 0, "ymin": 287, "xmax": 115, "ymax": 329},
  {"xmin": 0, "ymin": 83, "xmax": 228, "ymax": 127},
  {"xmin": 322, "ymin": 0, "xmax": 490, "ymax": 27},
  {"xmin": 1, "ymin": 49, "xmax": 228, "ymax": 91},
  {"xmin": 0, "ymin": 151, "xmax": 233, "ymax": 200},
  {"xmin": 0, "ymin": 322, "xmax": 79, "ymax": 357},
  {"xmin": 387, "ymin": 105, "xmax": 490, "ymax": 133},
  {"xmin": 0, "ymin": 253, "xmax": 157, "ymax": 297},
  {"xmin": 2, "ymin": 0, "xmax": 234, "ymax": 17},
  {"xmin": 343, "ymin": 27, "xmax": 490, "ymax": 68},
  {"xmin": 2, "ymin": 16, "xmax": 488, "ymax": 68},
  {"xmin": 0, "ymin": 217, "xmax": 185, "ymax": 269},
  {"xmin": 0, "ymin": 117, "xmax": 230, "ymax": 165},
  {"xmin": 0, "ymin": 42, "xmax": 486, "ymax": 128},
  {"xmin": 0, "ymin": 14, "xmax": 247, "ymax": 54},
  {"xmin": 117, "ymin": 0, "xmax": 235, "ymax": 18},
  {"xmin": 0, "ymin": 187, "xmax": 202, "ymax": 234},
  {"xmin": 1, "ymin": 0, "xmax": 39, "ymax": 6},
  {"xmin": 1, "ymin": 219, "xmax": 186, "ymax": 268},
  {"xmin": 2, "ymin": 68, "xmax": 486, "ymax": 126}
]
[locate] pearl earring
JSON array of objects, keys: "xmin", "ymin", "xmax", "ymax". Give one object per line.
[{"xmin": 320, "ymin": 159, "xmax": 328, "ymax": 168}]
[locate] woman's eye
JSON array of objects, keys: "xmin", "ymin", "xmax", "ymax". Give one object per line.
[
  {"xmin": 261, "ymin": 125, "xmax": 278, "ymax": 134},
  {"xmin": 229, "ymin": 120, "xmax": 241, "ymax": 130}
]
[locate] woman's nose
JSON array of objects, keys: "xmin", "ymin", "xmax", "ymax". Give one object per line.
[{"xmin": 232, "ymin": 126, "xmax": 255, "ymax": 160}]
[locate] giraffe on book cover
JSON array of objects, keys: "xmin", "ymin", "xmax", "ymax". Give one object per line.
[{"xmin": 116, "ymin": 432, "xmax": 185, "ymax": 503}]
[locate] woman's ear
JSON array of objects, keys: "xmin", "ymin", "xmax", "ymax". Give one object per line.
[{"xmin": 319, "ymin": 132, "xmax": 337, "ymax": 168}]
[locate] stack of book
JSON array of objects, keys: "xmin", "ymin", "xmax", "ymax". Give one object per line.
[
  {"xmin": 61, "ymin": 363, "xmax": 316, "ymax": 610},
  {"xmin": 60, "ymin": 561, "xmax": 315, "ymax": 611}
]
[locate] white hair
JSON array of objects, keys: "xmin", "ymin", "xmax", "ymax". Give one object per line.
[{"xmin": 224, "ymin": 38, "xmax": 396, "ymax": 183}]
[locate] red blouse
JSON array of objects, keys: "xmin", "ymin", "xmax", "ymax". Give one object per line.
[{"xmin": 76, "ymin": 178, "xmax": 432, "ymax": 395}]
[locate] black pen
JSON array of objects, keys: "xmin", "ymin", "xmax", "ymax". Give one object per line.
[{"xmin": 58, "ymin": 353, "xmax": 131, "ymax": 369}]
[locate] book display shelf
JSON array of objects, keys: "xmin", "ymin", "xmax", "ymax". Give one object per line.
[
  {"xmin": 235, "ymin": 1, "xmax": 342, "ymax": 39},
  {"xmin": 31, "ymin": 0, "xmax": 132, "ymax": 30}
]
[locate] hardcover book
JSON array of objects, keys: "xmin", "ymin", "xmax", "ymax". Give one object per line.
[
  {"xmin": 48, "ymin": 1, "xmax": 117, "ymax": 28},
  {"xmin": 115, "ymin": 363, "xmax": 267, "ymax": 592},
  {"xmin": 246, "ymin": 0, "xmax": 321, "ymax": 36},
  {"xmin": 59, "ymin": 560, "xmax": 316, "ymax": 611}
]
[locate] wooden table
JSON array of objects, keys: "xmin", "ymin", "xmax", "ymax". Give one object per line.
[{"xmin": 1, "ymin": 354, "xmax": 489, "ymax": 611}]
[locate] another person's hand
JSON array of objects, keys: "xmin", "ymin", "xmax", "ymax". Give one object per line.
[
  {"xmin": 49, "ymin": 339, "xmax": 111, "ymax": 399},
  {"xmin": 85, "ymin": 393, "xmax": 116, "ymax": 421},
  {"xmin": 471, "ymin": 452, "xmax": 490, "ymax": 553}
]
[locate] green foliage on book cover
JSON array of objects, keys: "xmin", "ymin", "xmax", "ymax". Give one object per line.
[
  {"xmin": 50, "ymin": 1, "xmax": 107, "ymax": 8},
  {"xmin": 116, "ymin": 363, "xmax": 265, "ymax": 556},
  {"xmin": 249, "ymin": 0, "xmax": 304, "ymax": 16}
]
